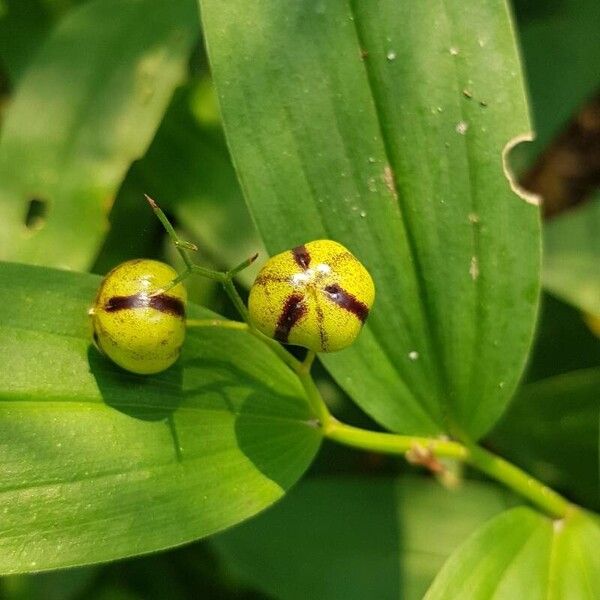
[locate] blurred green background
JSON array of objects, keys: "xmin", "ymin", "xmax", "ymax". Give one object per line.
[{"xmin": 0, "ymin": 0, "xmax": 598, "ymax": 598}]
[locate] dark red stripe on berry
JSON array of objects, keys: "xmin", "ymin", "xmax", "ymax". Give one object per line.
[
  {"xmin": 274, "ymin": 293, "xmax": 307, "ymax": 343},
  {"xmin": 105, "ymin": 293, "xmax": 185, "ymax": 318},
  {"xmin": 322, "ymin": 283, "xmax": 369, "ymax": 322},
  {"xmin": 291, "ymin": 244, "xmax": 311, "ymax": 269}
]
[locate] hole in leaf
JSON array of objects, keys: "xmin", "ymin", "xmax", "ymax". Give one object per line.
[
  {"xmin": 502, "ymin": 133, "xmax": 541, "ymax": 206},
  {"xmin": 24, "ymin": 197, "xmax": 48, "ymax": 231}
]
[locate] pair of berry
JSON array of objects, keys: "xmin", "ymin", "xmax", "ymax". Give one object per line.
[{"xmin": 90, "ymin": 240, "xmax": 375, "ymax": 374}]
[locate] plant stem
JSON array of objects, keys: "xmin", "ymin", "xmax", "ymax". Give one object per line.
[
  {"xmin": 147, "ymin": 193, "xmax": 573, "ymax": 521},
  {"xmin": 464, "ymin": 442, "xmax": 572, "ymax": 519},
  {"xmin": 324, "ymin": 419, "xmax": 572, "ymax": 519},
  {"xmin": 145, "ymin": 194, "xmax": 195, "ymax": 271},
  {"xmin": 222, "ymin": 277, "xmax": 250, "ymax": 323},
  {"xmin": 186, "ymin": 319, "xmax": 249, "ymax": 331},
  {"xmin": 297, "ymin": 368, "xmax": 331, "ymax": 428},
  {"xmin": 146, "ymin": 194, "xmax": 258, "ymax": 318},
  {"xmin": 190, "ymin": 264, "xmax": 226, "ymax": 283},
  {"xmin": 325, "ymin": 419, "xmax": 467, "ymax": 459}
]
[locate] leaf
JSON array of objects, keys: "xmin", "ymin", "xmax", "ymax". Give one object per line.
[
  {"xmin": 0, "ymin": 0, "xmax": 198, "ymax": 270},
  {"xmin": 2, "ymin": 566, "xmax": 98, "ymax": 600},
  {"xmin": 213, "ymin": 476, "xmax": 513, "ymax": 600},
  {"xmin": 0, "ymin": 0, "xmax": 53, "ymax": 83},
  {"xmin": 425, "ymin": 506, "xmax": 600, "ymax": 599},
  {"xmin": 543, "ymin": 197, "xmax": 600, "ymax": 319},
  {"xmin": 491, "ymin": 368, "xmax": 600, "ymax": 509},
  {"xmin": 515, "ymin": 0, "xmax": 600, "ymax": 157},
  {"xmin": 199, "ymin": 0, "xmax": 541, "ymax": 438},
  {"xmin": 525, "ymin": 294, "xmax": 600, "ymax": 383},
  {"xmin": 0, "ymin": 262, "xmax": 321, "ymax": 573}
]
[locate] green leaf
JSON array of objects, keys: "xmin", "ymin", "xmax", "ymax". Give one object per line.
[
  {"xmin": 491, "ymin": 369, "xmax": 600, "ymax": 509},
  {"xmin": 425, "ymin": 507, "xmax": 600, "ymax": 599},
  {"xmin": 0, "ymin": 0, "xmax": 53, "ymax": 83},
  {"xmin": 0, "ymin": 262, "xmax": 320, "ymax": 573},
  {"xmin": 213, "ymin": 476, "xmax": 513, "ymax": 600},
  {"xmin": 0, "ymin": 0, "xmax": 198, "ymax": 270},
  {"xmin": 1, "ymin": 566, "xmax": 98, "ymax": 600},
  {"xmin": 525, "ymin": 294, "xmax": 600, "ymax": 383},
  {"xmin": 515, "ymin": 0, "xmax": 600, "ymax": 157},
  {"xmin": 199, "ymin": 0, "xmax": 541, "ymax": 438},
  {"xmin": 543, "ymin": 197, "xmax": 600, "ymax": 319}
]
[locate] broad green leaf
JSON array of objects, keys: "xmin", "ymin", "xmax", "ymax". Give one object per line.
[
  {"xmin": 199, "ymin": 0, "xmax": 541, "ymax": 438},
  {"xmin": 425, "ymin": 507, "xmax": 600, "ymax": 599},
  {"xmin": 0, "ymin": 262, "xmax": 320, "ymax": 573},
  {"xmin": 491, "ymin": 369, "xmax": 600, "ymax": 509},
  {"xmin": 0, "ymin": 0, "xmax": 198, "ymax": 270},
  {"xmin": 543, "ymin": 197, "xmax": 600, "ymax": 319},
  {"xmin": 213, "ymin": 476, "xmax": 513, "ymax": 600},
  {"xmin": 550, "ymin": 511, "xmax": 600, "ymax": 600}
]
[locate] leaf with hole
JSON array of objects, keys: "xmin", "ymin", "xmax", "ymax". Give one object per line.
[{"xmin": 0, "ymin": 0, "xmax": 198, "ymax": 270}]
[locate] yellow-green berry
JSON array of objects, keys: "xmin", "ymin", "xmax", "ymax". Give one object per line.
[
  {"xmin": 89, "ymin": 259, "xmax": 186, "ymax": 374},
  {"xmin": 248, "ymin": 240, "xmax": 375, "ymax": 352}
]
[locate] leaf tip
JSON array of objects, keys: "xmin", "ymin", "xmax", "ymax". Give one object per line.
[{"xmin": 144, "ymin": 193, "xmax": 159, "ymax": 211}]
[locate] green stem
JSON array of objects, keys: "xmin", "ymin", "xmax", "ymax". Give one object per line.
[
  {"xmin": 222, "ymin": 277, "xmax": 250, "ymax": 323},
  {"xmin": 145, "ymin": 195, "xmax": 194, "ymax": 271},
  {"xmin": 146, "ymin": 194, "xmax": 257, "ymax": 317},
  {"xmin": 191, "ymin": 264, "xmax": 226, "ymax": 283},
  {"xmin": 464, "ymin": 443, "xmax": 572, "ymax": 519},
  {"xmin": 295, "ymin": 351, "xmax": 331, "ymax": 427},
  {"xmin": 324, "ymin": 420, "xmax": 572, "ymax": 519},
  {"xmin": 325, "ymin": 419, "xmax": 467, "ymax": 459},
  {"xmin": 183, "ymin": 315, "xmax": 328, "ymax": 425},
  {"xmin": 247, "ymin": 328, "xmax": 302, "ymax": 372},
  {"xmin": 186, "ymin": 318, "xmax": 248, "ymax": 331}
]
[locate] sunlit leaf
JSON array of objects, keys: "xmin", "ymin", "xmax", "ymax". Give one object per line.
[
  {"xmin": 425, "ymin": 507, "xmax": 600, "ymax": 599},
  {"xmin": 0, "ymin": 262, "xmax": 320, "ymax": 573},
  {"xmin": 0, "ymin": 0, "xmax": 198, "ymax": 270}
]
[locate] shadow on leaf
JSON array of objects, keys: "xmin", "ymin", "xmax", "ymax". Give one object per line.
[{"xmin": 87, "ymin": 345, "xmax": 184, "ymax": 421}]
